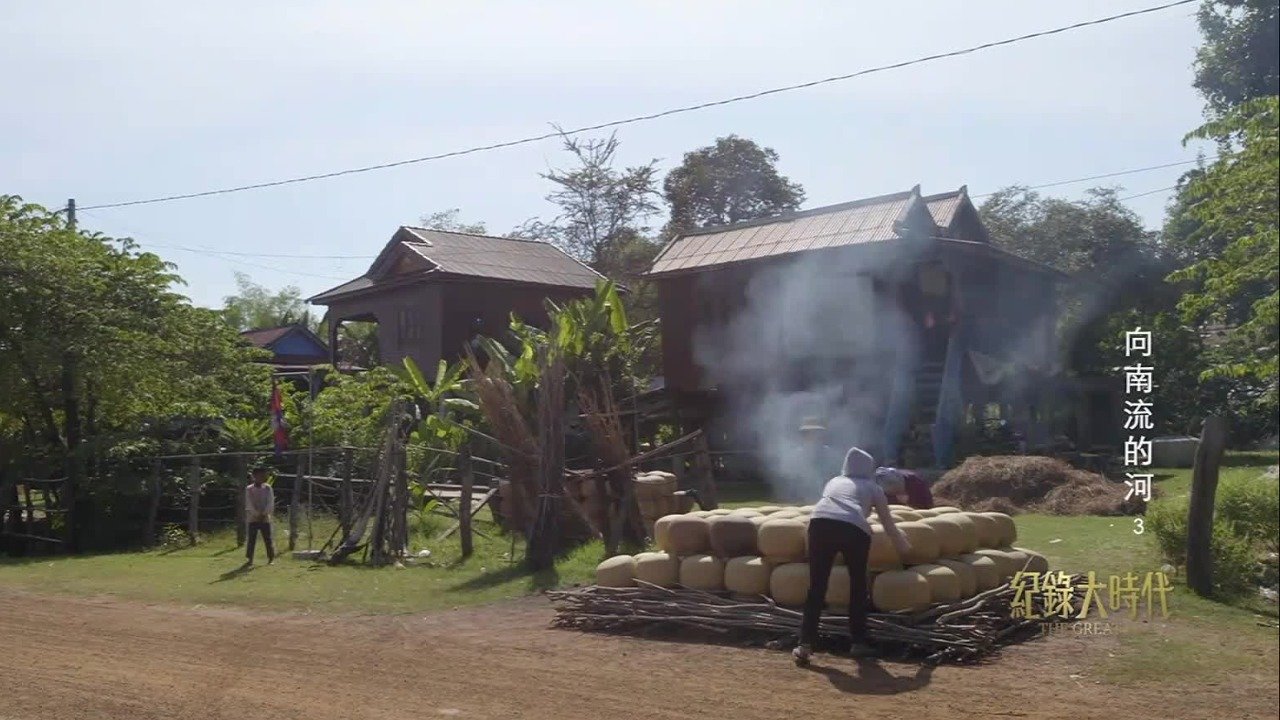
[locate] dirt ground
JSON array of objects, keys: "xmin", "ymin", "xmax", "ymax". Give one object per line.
[{"xmin": 1, "ymin": 588, "xmax": 1275, "ymax": 720}]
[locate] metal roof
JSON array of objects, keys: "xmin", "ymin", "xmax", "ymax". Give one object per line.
[
  {"xmin": 400, "ymin": 227, "xmax": 604, "ymax": 287},
  {"xmin": 309, "ymin": 227, "xmax": 603, "ymax": 304},
  {"xmin": 649, "ymin": 189, "xmax": 935, "ymax": 276},
  {"xmin": 924, "ymin": 190, "xmax": 964, "ymax": 229}
]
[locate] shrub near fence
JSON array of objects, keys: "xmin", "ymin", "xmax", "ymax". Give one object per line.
[{"xmin": 1148, "ymin": 470, "xmax": 1280, "ymax": 598}]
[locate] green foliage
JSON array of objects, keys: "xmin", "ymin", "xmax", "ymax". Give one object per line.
[
  {"xmin": 399, "ymin": 356, "xmax": 474, "ymax": 451},
  {"xmin": 1208, "ymin": 523, "xmax": 1260, "ymax": 598},
  {"xmin": 418, "ymin": 208, "xmax": 487, "ymax": 235},
  {"xmin": 0, "ymin": 196, "xmax": 272, "ymax": 470},
  {"xmin": 517, "ymin": 132, "xmax": 660, "ymax": 269},
  {"xmin": 218, "ymin": 418, "xmax": 271, "ymax": 451},
  {"xmin": 1193, "ymin": 0, "xmax": 1279, "ymax": 115},
  {"xmin": 1167, "ymin": 97, "xmax": 1279, "ymax": 401},
  {"xmin": 1147, "ymin": 469, "xmax": 1278, "ymax": 598},
  {"xmin": 1216, "ymin": 472, "xmax": 1280, "ymax": 551},
  {"xmin": 221, "ymin": 272, "xmax": 314, "ymax": 332},
  {"xmin": 1147, "ymin": 499, "xmax": 1190, "ymax": 568},
  {"xmin": 306, "ymin": 366, "xmax": 412, "ymax": 449},
  {"xmin": 663, "ymin": 135, "xmax": 805, "ymax": 236}
]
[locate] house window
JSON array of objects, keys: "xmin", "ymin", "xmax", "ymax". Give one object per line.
[{"xmin": 397, "ymin": 307, "xmax": 423, "ymax": 343}]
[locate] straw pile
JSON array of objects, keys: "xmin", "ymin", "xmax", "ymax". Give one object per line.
[{"xmin": 932, "ymin": 455, "xmax": 1145, "ymax": 515}]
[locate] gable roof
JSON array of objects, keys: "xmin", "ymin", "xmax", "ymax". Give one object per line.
[
  {"xmin": 310, "ymin": 227, "xmax": 604, "ymax": 304},
  {"xmin": 647, "ymin": 185, "xmax": 1003, "ymax": 277},
  {"xmin": 239, "ymin": 324, "xmax": 329, "ymax": 364}
]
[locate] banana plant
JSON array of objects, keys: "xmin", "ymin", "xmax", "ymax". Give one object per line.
[{"xmin": 398, "ymin": 357, "xmax": 475, "ymax": 443}]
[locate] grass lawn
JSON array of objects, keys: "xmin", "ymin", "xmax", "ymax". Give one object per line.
[
  {"xmin": 0, "ymin": 514, "xmax": 604, "ymax": 614},
  {"xmin": 2, "ymin": 452, "xmax": 1276, "ymax": 682}
]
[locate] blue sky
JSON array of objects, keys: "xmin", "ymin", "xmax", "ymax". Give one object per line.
[{"xmin": 2, "ymin": 1, "xmax": 1210, "ymax": 309}]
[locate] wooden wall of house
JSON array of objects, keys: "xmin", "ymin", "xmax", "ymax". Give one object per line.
[
  {"xmin": 438, "ymin": 281, "xmax": 588, "ymax": 364},
  {"xmin": 324, "ymin": 284, "xmax": 443, "ymax": 372},
  {"xmin": 657, "ymin": 275, "xmax": 699, "ymax": 392}
]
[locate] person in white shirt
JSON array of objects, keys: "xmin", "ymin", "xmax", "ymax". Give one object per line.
[
  {"xmin": 244, "ymin": 466, "xmax": 276, "ymax": 566},
  {"xmin": 793, "ymin": 447, "xmax": 912, "ymax": 665}
]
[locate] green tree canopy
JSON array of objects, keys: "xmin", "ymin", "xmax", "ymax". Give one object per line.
[
  {"xmin": 1168, "ymin": 96, "xmax": 1279, "ymax": 399},
  {"xmin": 1193, "ymin": 0, "xmax": 1279, "ymax": 116},
  {"xmin": 517, "ymin": 132, "xmax": 660, "ymax": 269},
  {"xmin": 419, "ymin": 208, "xmax": 487, "ymax": 235},
  {"xmin": 221, "ymin": 272, "xmax": 314, "ymax": 332},
  {"xmin": 662, "ymin": 135, "xmax": 804, "ymax": 236},
  {"xmin": 0, "ymin": 196, "xmax": 271, "ymax": 469}
]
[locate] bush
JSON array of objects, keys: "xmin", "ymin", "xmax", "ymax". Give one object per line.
[
  {"xmin": 1216, "ymin": 474, "xmax": 1280, "ymax": 552},
  {"xmin": 1147, "ymin": 498, "xmax": 1189, "ymax": 566},
  {"xmin": 1146, "ymin": 473, "xmax": 1277, "ymax": 599},
  {"xmin": 1210, "ymin": 523, "xmax": 1259, "ymax": 598}
]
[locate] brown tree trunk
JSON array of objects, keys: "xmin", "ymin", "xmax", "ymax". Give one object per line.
[{"xmin": 1186, "ymin": 416, "xmax": 1227, "ymax": 597}]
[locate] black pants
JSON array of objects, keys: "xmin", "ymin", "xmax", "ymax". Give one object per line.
[
  {"xmin": 800, "ymin": 517, "xmax": 871, "ymax": 648},
  {"xmin": 246, "ymin": 522, "xmax": 275, "ymax": 562}
]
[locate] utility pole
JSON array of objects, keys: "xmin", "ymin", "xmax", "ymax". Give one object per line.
[{"xmin": 67, "ymin": 198, "xmax": 76, "ymax": 228}]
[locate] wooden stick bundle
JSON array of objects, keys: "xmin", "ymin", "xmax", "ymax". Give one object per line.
[{"xmin": 548, "ymin": 577, "xmax": 1085, "ymax": 665}]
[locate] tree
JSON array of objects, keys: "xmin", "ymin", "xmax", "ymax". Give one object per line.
[
  {"xmin": 520, "ymin": 132, "xmax": 660, "ymax": 268},
  {"xmin": 1168, "ymin": 97, "xmax": 1279, "ymax": 404},
  {"xmin": 419, "ymin": 208, "xmax": 487, "ymax": 235},
  {"xmin": 662, "ymin": 135, "xmax": 805, "ymax": 236},
  {"xmin": 0, "ymin": 196, "xmax": 272, "ymax": 476},
  {"xmin": 1193, "ymin": 0, "xmax": 1279, "ymax": 116},
  {"xmin": 221, "ymin": 272, "xmax": 314, "ymax": 331},
  {"xmin": 979, "ymin": 186, "xmax": 1172, "ymax": 307},
  {"xmin": 979, "ymin": 187, "xmax": 1183, "ymax": 410}
]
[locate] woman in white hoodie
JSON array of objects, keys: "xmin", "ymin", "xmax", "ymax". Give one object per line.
[{"xmin": 793, "ymin": 447, "xmax": 912, "ymax": 665}]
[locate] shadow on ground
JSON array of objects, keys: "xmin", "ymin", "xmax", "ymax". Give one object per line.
[{"xmin": 806, "ymin": 657, "xmax": 936, "ymax": 695}]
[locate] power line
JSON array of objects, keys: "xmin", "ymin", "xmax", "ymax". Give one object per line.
[
  {"xmin": 969, "ymin": 158, "xmax": 1208, "ymax": 199},
  {"xmin": 78, "ymin": 209, "xmax": 354, "ymax": 281},
  {"xmin": 82, "ymin": 155, "xmax": 1205, "ymax": 260},
  {"xmin": 1117, "ymin": 185, "xmax": 1179, "ymax": 201},
  {"xmin": 79, "ymin": 0, "xmax": 1197, "ymax": 212}
]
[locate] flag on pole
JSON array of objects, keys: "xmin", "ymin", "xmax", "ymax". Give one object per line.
[{"xmin": 269, "ymin": 379, "xmax": 289, "ymax": 457}]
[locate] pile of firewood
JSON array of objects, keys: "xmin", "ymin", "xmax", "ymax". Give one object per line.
[{"xmin": 548, "ymin": 577, "xmax": 1085, "ymax": 665}]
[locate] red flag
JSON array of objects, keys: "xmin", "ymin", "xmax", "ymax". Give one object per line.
[{"xmin": 270, "ymin": 380, "xmax": 289, "ymax": 457}]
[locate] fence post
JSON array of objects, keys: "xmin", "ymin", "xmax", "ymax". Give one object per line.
[
  {"xmin": 1186, "ymin": 416, "xmax": 1228, "ymax": 597},
  {"xmin": 340, "ymin": 448, "xmax": 354, "ymax": 540},
  {"xmin": 145, "ymin": 459, "xmax": 161, "ymax": 547},
  {"xmin": 187, "ymin": 457, "xmax": 201, "ymax": 545},
  {"xmin": 693, "ymin": 434, "xmax": 719, "ymax": 510},
  {"xmin": 459, "ymin": 444, "xmax": 474, "ymax": 559},
  {"xmin": 289, "ymin": 455, "xmax": 302, "ymax": 551},
  {"xmin": 233, "ymin": 456, "xmax": 247, "ymax": 547}
]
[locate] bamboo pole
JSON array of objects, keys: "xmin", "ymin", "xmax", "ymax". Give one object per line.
[{"xmin": 459, "ymin": 444, "xmax": 474, "ymax": 559}]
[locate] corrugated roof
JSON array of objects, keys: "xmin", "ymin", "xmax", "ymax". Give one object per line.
[
  {"xmin": 309, "ymin": 228, "xmax": 603, "ymax": 304},
  {"xmin": 924, "ymin": 190, "xmax": 964, "ymax": 229},
  {"xmin": 309, "ymin": 276, "xmax": 375, "ymax": 303},
  {"xmin": 649, "ymin": 189, "xmax": 928, "ymax": 276},
  {"xmin": 400, "ymin": 227, "xmax": 604, "ymax": 288}
]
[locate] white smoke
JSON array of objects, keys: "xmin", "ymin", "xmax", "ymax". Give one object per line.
[{"xmin": 693, "ymin": 244, "xmax": 921, "ymax": 501}]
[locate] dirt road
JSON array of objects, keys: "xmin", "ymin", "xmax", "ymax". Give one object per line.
[{"xmin": 0, "ymin": 588, "xmax": 1274, "ymax": 720}]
